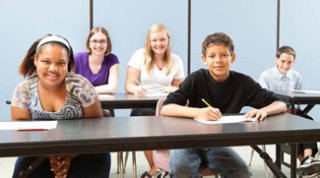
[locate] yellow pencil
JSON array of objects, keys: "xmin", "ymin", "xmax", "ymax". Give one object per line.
[{"xmin": 201, "ymin": 98, "xmax": 212, "ymax": 108}]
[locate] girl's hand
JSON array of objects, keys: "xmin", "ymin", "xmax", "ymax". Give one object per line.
[
  {"xmin": 134, "ymin": 86, "xmax": 147, "ymax": 96},
  {"xmin": 164, "ymin": 86, "xmax": 178, "ymax": 93},
  {"xmin": 50, "ymin": 154, "xmax": 76, "ymax": 178}
]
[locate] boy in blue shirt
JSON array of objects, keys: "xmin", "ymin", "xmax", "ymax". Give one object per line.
[
  {"xmin": 161, "ymin": 32, "xmax": 287, "ymax": 177},
  {"xmin": 258, "ymin": 46, "xmax": 301, "ymax": 92},
  {"xmin": 258, "ymin": 46, "xmax": 318, "ymax": 172}
]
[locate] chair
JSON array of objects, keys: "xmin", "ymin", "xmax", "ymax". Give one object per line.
[
  {"xmin": 152, "ymin": 98, "xmax": 218, "ymax": 177},
  {"xmin": 118, "ymin": 151, "xmax": 137, "ymax": 178},
  {"xmin": 248, "ymin": 145, "xmax": 269, "ymax": 178},
  {"xmin": 102, "ymin": 106, "xmax": 134, "ymax": 178}
]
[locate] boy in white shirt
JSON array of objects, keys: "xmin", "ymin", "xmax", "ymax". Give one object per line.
[
  {"xmin": 259, "ymin": 45, "xmax": 301, "ymax": 92},
  {"xmin": 259, "ymin": 46, "xmax": 318, "ymax": 163}
]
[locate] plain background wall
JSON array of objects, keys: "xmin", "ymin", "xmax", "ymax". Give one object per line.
[
  {"xmin": 0, "ymin": 0, "xmax": 89, "ymax": 120},
  {"xmin": 280, "ymin": 0, "xmax": 320, "ymax": 119},
  {"xmin": 191, "ymin": 0, "xmax": 277, "ymax": 77},
  {"xmin": 93, "ymin": 0, "xmax": 188, "ymax": 116},
  {"xmin": 191, "ymin": 0, "xmax": 277, "ymax": 113},
  {"xmin": 0, "ymin": 0, "xmax": 319, "ymax": 120}
]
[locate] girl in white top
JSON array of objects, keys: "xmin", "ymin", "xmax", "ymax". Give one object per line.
[
  {"xmin": 125, "ymin": 24, "xmax": 185, "ymax": 177},
  {"xmin": 126, "ymin": 24, "xmax": 184, "ymax": 96},
  {"xmin": 127, "ymin": 48, "xmax": 184, "ymax": 95}
]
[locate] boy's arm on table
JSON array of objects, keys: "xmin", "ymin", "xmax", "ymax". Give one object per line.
[{"xmin": 245, "ymin": 101, "xmax": 287, "ymax": 121}]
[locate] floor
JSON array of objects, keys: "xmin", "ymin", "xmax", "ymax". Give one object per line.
[{"xmin": 0, "ymin": 145, "xmax": 292, "ymax": 178}]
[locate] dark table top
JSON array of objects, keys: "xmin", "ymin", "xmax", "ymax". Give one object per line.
[
  {"xmin": 274, "ymin": 90, "xmax": 320, "ymax": 104},
  {"xmin": 99, "ymin": 93, "xmax": 166, "ymax": 109},
  {"xmin": 8, "ymin": 93, "xmax": 164, "ymax": 109},
  {"xmin": 0, "ymin": 113, "xmax": 319, "ymax": 157}
]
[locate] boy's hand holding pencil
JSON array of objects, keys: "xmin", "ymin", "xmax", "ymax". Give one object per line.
[{"xmin": 195, "ymin": 98, "xmax": 222, "ymax": 121}]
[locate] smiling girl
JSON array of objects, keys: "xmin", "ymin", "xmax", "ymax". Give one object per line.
[
  {"xmin": 125, "ymin": 24, "xmax": 185, "ymax": 178},
  {"xmin": 75, "ymin": 27, "xmax": 119, "ymax": 94},
  {"xmin": 11, "ymin": 34, "xmax": 110, "ymax": 178}
]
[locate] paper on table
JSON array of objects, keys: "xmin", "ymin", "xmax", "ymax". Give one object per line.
[
  {"xmin": 195, "ymin": 115, "xmax": 257, "ymax": 124},
  {"xmin": 290, "ymin": 89, "xmax": 320, "ymax": 94},
  {"xmin": 98, "ymin": 94, "xmax": 115, "ymax": 100},
  {"xmin": 139, "ymin": 85, "xmax": 168, "ymax": 97},
  {"xmin": 0, "ymin": 121, "xmax": 57, "ymax": 130},
  {"xmin": 145, "ymin": 92, "xmax": 168, "ymax": 97}
]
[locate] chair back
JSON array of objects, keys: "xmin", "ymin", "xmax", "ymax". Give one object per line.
[
  {"xmin": 155, "ymin": 98, "xmax": 167, "ymax": 116},
  {"xmin": 153, "ymin": 98, "xmax": 171, "ymax": 171}
]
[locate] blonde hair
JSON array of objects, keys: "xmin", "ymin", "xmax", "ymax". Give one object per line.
[{"xmin": 144, "ymin": 24, "xmax": 172, "ymax": 75}]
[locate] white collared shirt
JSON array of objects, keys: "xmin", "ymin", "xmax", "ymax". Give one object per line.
[{"xmin": 258, "ymin": 66, "xmax": 302, "ymax": 92}]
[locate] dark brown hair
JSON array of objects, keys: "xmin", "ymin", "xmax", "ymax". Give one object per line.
[
  {"xmin": 86, "ymin": 27, "xmax": 112, "ymax": 55},
  {"xmin": 19, "ymin": 34, "xmax": 74, "ymax": 77},
  {"xmin": 276, "ymin": 45, "xmax": 296, "ymax": 59},
  {"xmin": 202, "ymin": 32, "xmax": 234, "ymax": 56}
]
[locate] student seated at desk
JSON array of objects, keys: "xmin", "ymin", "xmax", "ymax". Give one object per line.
[
  {"xmin": 74, "ymin": 27, "xmax": 119, "ymax": 94},
  {"xmin": 74, "ymin": 27, "xmax": 119, "ymax": 117},
  {"xmin": 258, "ymin": 46, "xmax": 318, "ymax": 162},
  {"xmin": 125, "ymin": 24, "xmax": 185, "ymax": 178},
  {"xmin": 161, "ymin": 32, "xmax": 287, "ymax": 178},
  {"xmin": 10, "ymin": 34, "xmax": 110, "ymax": 178},
  {"xmin": 258, "ymin": 45, "xmax": 301, "ymax": 92}
]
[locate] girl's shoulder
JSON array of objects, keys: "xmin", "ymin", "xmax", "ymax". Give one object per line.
[
  {"xmin": 75, "ymin": 51, "xmax": 89, "ymax": 60},
  {"xmin": 170, "ymin": 53, "xmax": 182, "ymax": 62},
  {"xmin": 66, "ymin": 72, "xmax": 90, "ymax": 84}
]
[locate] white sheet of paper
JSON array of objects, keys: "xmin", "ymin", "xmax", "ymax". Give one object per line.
[
  {"xmin": 290, "ymin": 89, "xmax": 320, "ymax": 94},
  {"xmin": 0, "ymin": 121, "xmax": 57, "ymax": 130},
  {"xmin": 195, "ymin": 115, "xmax": 257, "ymax": 124},
  {"xmin": 98, "ymin": 94, "xmax": 115, "ymax": 100},
  {"xmin": 145, "ymin": 92, "xmax": 168, "ymax": 97}
]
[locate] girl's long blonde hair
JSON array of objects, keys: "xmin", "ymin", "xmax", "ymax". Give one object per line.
[{"xmin": 144, "ymin": 24, "xmax": 172, "ymax": 75}]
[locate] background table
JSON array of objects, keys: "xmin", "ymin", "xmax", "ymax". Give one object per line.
[
  {"xmin": 274, "ymin": 90, "xmax": 320, "ymax": 116},
  {"xmin": 99, "ymin": 93, "xmax": 165, "ymax": 109},
  {"xmin": 7, "ymin": 93, "xmax": 165, "ymax": 110}
]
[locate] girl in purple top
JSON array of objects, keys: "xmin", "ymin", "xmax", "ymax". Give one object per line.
[{"xmin": 75, "ymin": 27, "xmax": 119, "ymax": 94}]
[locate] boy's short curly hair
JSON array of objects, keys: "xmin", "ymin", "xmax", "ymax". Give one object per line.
[{"xmin": 202, "ymin": 32, "xmax": 234, "ymax": 56}]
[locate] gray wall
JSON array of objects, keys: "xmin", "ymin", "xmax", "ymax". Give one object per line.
[
  {"xmin": 93, "ymin": 0, "xmax": 188, "ymax": 116},
  {"xmin": 280, "ymin": 0, "xmax": 320, "ymax": 118},
  {"xmin": 191, "ymin": 0, "xmax": 277, "ymax": 77},
  {"xmin": 0, "ymin": 0, "xmax": 89, "ymax": 120},
  {"xmin": 1, "ymin": 0, "xmax": 319, "ymax": 120}
]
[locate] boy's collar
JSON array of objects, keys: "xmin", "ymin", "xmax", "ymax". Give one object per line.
[
  {"xmin": 274, "ymin": 66, "xmax": 290, "ymax": 79},
  {"xmin": 207, "ymin": 69, "xmax": 232, "ymax": 83}
]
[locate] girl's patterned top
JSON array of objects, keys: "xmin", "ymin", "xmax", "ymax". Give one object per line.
[{"xmin": 11, "ymin": 72, "xmax": 98, "ymax": 120}]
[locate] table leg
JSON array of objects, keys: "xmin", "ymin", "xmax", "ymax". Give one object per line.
[
  {"xmin": 251, "ymin": 145, "xmax": 287, "ymax": 178},
  {"xmin": 119, "ymin": 152, "xmax": 124, "ymax": 178},
  {"xmin": 291, "ymin": 103, "xmax": 295, "ymax": 114},
  {"xmin": 275, "ymin": 144, "xmax": 281, "ymax": 173},
  {"xmin": 301, "ymin": 104, "xmax": 315, "ymax": 116},
  {"xmin": 290, "ymin": 144, "xmax": 297, "ymax": 178},
  {"xmin": 132, "ymin": 151, "xmax": 137, "ymax": 178}
]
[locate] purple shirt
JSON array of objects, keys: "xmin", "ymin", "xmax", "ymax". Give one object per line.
[{"xmin": 75, "ymin": 52, "xmax": 119, "ymax": 86}]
